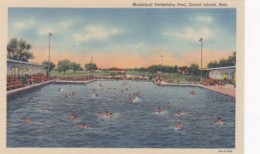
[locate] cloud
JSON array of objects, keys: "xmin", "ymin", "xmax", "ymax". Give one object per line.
[
  {"xmin": 74, "ymin": 25, "xmax": 122, "ymax": 43},
  {"xmin": 171, "ymin": 27, "xmax": 214, "ymax": 42},
  {"xmin": 194, "ymin": 15, "xmax": 213, "ymax": 23},
  {"xmin": 12, "ymin": 20, "xmax": 35, "ymax": 32},
  {"xmin": 38, "ymin": 27, "xmax": 55, "ymax": 36},
  {"xmin": 60, "ymin": 19, "xmax": 77, "ymax": 28}
]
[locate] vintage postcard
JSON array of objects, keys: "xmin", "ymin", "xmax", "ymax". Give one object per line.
[{"xmin": 0, "ymin": 0, "xmax": 244, "ymax": 154}]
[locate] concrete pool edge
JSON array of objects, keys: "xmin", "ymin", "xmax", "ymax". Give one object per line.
[
  {"xmin": 7, "ymin": 80, "xmax": 235, "ymax": 98},
  {"xmin": 6, "ymin": 79, "xmax": 151, "ymax": 96},
  {"xmin": 7, "ymin": 80, "xmax": 55, "ymax": 96},
  {"xmin": 159, "ymin": 82, "xmax": 235, "ymax": 98}
]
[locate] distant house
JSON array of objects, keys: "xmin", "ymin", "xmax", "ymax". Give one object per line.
[
  {"xmin": 110, "ymin": 68, "xmax": 124, "ymax": 73},
  {"xmin": 205, "ymin": 66, "xmax": 236, "ymax": 82},
  {"xmin": 7, "ymin": 59, "xmax": 45, "ymax": 77}
]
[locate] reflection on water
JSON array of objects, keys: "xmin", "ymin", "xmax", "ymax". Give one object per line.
[{"xmin": 7, "ymin": 80, "xmax": 235, "ymax": 148}]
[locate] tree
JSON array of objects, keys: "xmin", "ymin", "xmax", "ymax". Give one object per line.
[
  {"xmin": 227, "ymin": 51, "xmax": 236, "ymax": 66},
  {"xmin": 57, "ymin": 60, "xmax": 71, "ymax": 73},
  {"xmin": 207, "ymin": 60, "xmax": 219, "ymax": 68},
  {"xmin": 207, "ymin": 51, "xmax": 236, "ymax": 68},
  {"xmin": 84, "ymin": 63, "xmax": 97, "ymax": 71},
  {"xmin": 42, "ymin": 61, "xmax": 56, "ymax": 76},
  {"xmin": 146, "ymin": 65, "xmax": 159, "ymax": 73},
  {"xmin": 7, "ymin": 38, "xmax": 34, "ymax": 62},
  {"xmin": 70, "ymin": 62, "xmax": 81, "ymax": 73},
  {"xmin": 218, "ymin": 59, "xmax": 228, "ymax": 67},
  {"xmin": 188, "ymin": 63, "xmax": 200, "ymax": 76}
]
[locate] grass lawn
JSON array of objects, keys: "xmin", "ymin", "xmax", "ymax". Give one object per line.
[
  {"xmin": 50, "ymin": 70, "xmax": 200, "ymax": 84},
  {"xmin": 50, "ymin": 70, "xmax": 109, "ymax": 77}
]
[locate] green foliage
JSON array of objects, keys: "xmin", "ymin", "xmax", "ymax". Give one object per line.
[
  {"xmin": 70, "ymin": 62, "xmax": 81, "ymax": 73},
  {"xmin": 42, "ymin": 61, "xmax": 56, "ymax": 76},
  {"xmin": 207, "ymin": 51, "xmax": 236, "ymax": 68},
  {"xmin": 141, "ymin": 65, "xmax": 178, "ymax": 73},
  {"xmin": 57, "ymin": 60, "xmax": 71, "ymax": 73},
  {"xmin": 188, "ymin": 63, "xmax": 200, "ymax": 76},
  {"xmin": 7, "ymin": 38, "xmax": 34, "ymax": 62},
  {"xmin": 85, "ymin": 63, "xmax": 97, "ymax": 71},
  {"xmin": 207, "ymin": 60, "xmax": 219, "ymax": 68}
]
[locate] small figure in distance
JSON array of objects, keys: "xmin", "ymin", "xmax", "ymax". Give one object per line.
[
  {"xmin": 176, "ymin": 122, "xmax": 184, "ymax": 130},
  {"xmin": 98, "ymin": 111, "xmax": 103, "ymax": 118},
  {"xmin": 166, "ymin": 102, "xmax": 172, "ymax": 109},
  {"xmin": 25, "ymin": 117, "xmax": 32, "ymax": 125},
  {"xmin": 69, "ymin": 113, "xmax": 77, "ymax": 121},
  {"xmin": 157, "ymin": 106, "xmax": 163, "ymax": 113},
  {"xmin": 215, "ymin": 117, "xmax": 224, "ymax": 125},
  {"xmin": 79, "ymin": 123, "xmax": 89, "ymax": 129}
]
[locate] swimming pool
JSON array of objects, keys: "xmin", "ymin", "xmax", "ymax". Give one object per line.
[{"xmin": 7, "ymin": 80, "xmax": 235, "ymax": 148}]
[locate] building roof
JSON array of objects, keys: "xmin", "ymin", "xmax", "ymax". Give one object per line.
[
  {"xmin": 203, "ymin": 66, "xmax": 236, "ymax": 71},
  {"xmin": 7, "ymin": 59, "xmax": 43, "ymax": 66}
]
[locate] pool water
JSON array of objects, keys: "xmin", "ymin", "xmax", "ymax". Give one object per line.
[{"xmin": 7, "ymin": 80, "xmax": 235, "ymax": 148}]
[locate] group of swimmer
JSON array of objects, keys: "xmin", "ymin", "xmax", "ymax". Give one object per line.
[
  {"xmin": 98, "ymin": 111, "xmax": 113, "ymax": 118},
  {"xmin": 155, "ymin": 102, "xmax": 224, "ymax": 129},
  {"xmin": 58, "ymin": 88, "xmax": 76, "ymax": 98},
  {"xmin": 23, "ymin": 82, "xmax": 224, "ymax": 131},
  {"xmin": 68, "ymin": 113, "xmax": 89, "ymax": 129}
]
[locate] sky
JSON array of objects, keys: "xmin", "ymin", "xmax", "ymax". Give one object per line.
[{"xmin": 8, "ymin": 8, "xmax": 236, "ymax": 69}]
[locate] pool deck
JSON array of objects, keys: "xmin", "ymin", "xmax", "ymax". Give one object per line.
[
  {"xmin": 7, "ymin": 80, "xmax": 54, "ymax": 96},
  {"xmin": 159, "ymin": 82, "xmax": 236, "ymax": 98}
]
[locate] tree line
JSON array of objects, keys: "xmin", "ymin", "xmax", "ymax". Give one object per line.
[
  {"xmin": 6, "ymin": 38, "xmax": 234, "ymax": 76},
  {"xmin": 207, "ymin": 51, "xmax": 236, "ymax": 68}
]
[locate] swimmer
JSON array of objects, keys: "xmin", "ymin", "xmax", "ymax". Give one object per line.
[
  {"xmin": 69, "ymin": 113, "xmax": 77, "ymax": 121},
  {"xmin": 97, "ymin": 112, "xmax": 103, "ymax": 118},
  {"xmin": 215, "ymin": 117, "xmax": 224, "ymax": 125},
  {"xmin": 128, "ymin": 96, "xmax": 137, "ymax": 103},
  {"xmin": 133, "ymin": 92, "xmax": 141, "ymax": 97},
  {"xmin": 65, "ymin": 94, "xmax": 68, "ymax": 97},
  {"xmin": 43, "ymin": 107, "xmax": 49, "ymax": 112},
  {"xmin": 190, "ymin": 91, "xmax": 195, "ymax": 96},
  {"xmin": 175, "ymin": 109, "xmax": 184, "ymax": 116},
  {"xmin": 25, "ymin": 117, "xmax": 31, "ymax": 125},
  {"xmin": 176, "ymin": 122, "xmax": 184, "ymax": 130},
  {"xmin": 105, "ymin": 111, "xmax": 112, "ymax": 118},
  {"xmin": 79, "ymin": 123, "xmax": 89, "ymax": 129},
  {"xmin": 166, "ymin": 102, "xmax": 172, "ymax": 108},
  {"xmin": 58, "ymin": 88, "xmax": 61, "ymax": 92},
  {"xmin": 157, "ymin": 106, "xmax": 163, "ymax": 113},
  {"xmin": 71, "ymin": 92, "xmax": 75, "ymax": 95},
  {"xmin": 95, "ymin": 93, "xmax": 99, "ymax": 97}
]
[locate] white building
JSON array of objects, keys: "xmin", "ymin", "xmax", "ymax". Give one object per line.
[
  {"xmin": 205, "ymin": 66, "xmax": 236, "ymax": 82},
  {"xmin": 7, "ymin": 59, "xmax": 45, "ymax": 77}
]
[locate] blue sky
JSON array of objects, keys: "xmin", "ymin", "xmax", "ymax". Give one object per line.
[{"xmin": 8, "ymin": 8, "xmax": 236, "ymax": 68}]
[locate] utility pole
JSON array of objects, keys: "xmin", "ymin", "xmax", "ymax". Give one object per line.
[
  {"xmin": 161, "ymin": 55, "xmax": 163, "ymax": 73},
  {"xmin": 48, "ymin": 32, "xmax": 52, "ymax": 79},
  {"xmin": 199, "ymin": 38, "xmax": 203, "ymax": 79}
]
